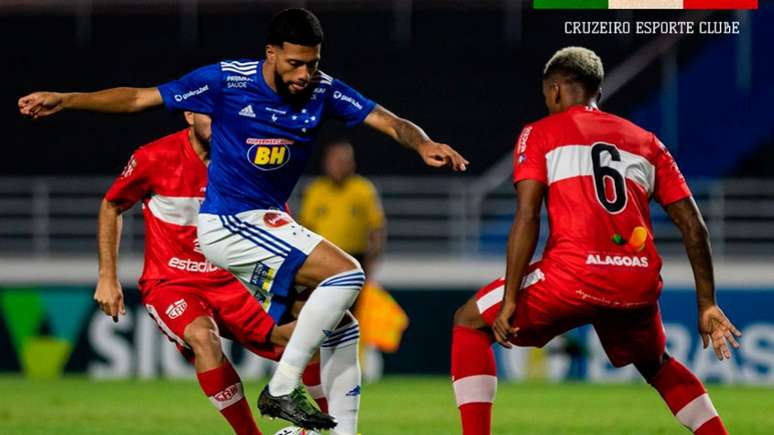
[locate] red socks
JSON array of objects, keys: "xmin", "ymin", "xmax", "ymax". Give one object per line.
[
  {"xmin": 450, "ymin": 325, "xmax": 727, "ymax": 435},
  {"xmin": 302, "ymin": 362, "xmax": 329, "ymax": 413},
  {"xmin": 648, "ymin": 357, "xmax": 728, "ymax": 435},
  {"xmin": 197, "ymin": 361, "xmax": 261, "ymax": 435},
  {"xmin": 451, "ymin": 326, "xmax": 497, "ymax": 435}
]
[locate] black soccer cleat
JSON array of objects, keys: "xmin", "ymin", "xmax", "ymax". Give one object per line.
[{"xmin": 257, "ymin": 385, "xmax": 337, "ymax": 430}]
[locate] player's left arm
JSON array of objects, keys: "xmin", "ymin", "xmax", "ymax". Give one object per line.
[
  {"xmin": 363, "ymin": 105, "xmax": 468, "ymax": 172},
  {"xmin": 665, "ymin": 197, "xmax": 741, "ymax": 360},
  {"xmin": 492, "ymin": 179, "xmax": 545, "ymax": 348},
  {"xmin": 363, "ymin": 181, "xmax": 386, "ymax": 276}
]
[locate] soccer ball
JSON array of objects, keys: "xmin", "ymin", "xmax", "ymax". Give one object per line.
[{"xmin": 273, "ymin": 427, "xmax": 321, "ymax": 435}]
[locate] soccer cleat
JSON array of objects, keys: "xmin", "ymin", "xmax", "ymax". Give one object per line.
[{"xmin": 257, "ymin": 385, "xmax": 337, "ymax": 430}]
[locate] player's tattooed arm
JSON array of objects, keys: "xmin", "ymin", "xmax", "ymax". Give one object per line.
[
  {"xmin": 95, "ymin": 199, "xmax": 127, "ymax": 323},
  {"xmin": 363, "ymin": 105, "xmax": 469, "ymax": 171},
  {"xmin": 666, "ymin": 197, "xmax": 741, "ymax": 360},
  {"xmin": 493, "ymin": 180, "xmax": 545, "ymax": 348},
  {"xmin": 18, "ymin": 87, "xmax": 162, "ymax": 119}
]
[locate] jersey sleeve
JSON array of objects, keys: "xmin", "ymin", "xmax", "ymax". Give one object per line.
[
  {"xmin": 325, "ymin": 79, "xmax": 377, "ymax": 127},
  {"xmin": 104, "ymin": 149, "xmax": 153, "ymax": 210},
  {"xmin": 158, "ymin": 64, "xmax": 222, "ymax": 114},
  {"xmin": 652, "ymin": 136, "xmax": 692, "ymax": 207},
  {"xmin": 513, "ymin": 125, "xmax": 548, "ymax": 185}
]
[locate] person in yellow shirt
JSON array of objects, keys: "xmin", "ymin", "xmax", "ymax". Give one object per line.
[
  {"xmin": 300, "ymin": 140, "xmax": 385, "ymax": 277},
  {"xmin": 301, "ymin": 141, "xmax": 408, "ymax": 383}
]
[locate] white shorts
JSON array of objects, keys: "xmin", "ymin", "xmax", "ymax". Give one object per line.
[{"xmin": 197, "ymin": 209, "xmax": 323, "ymax": 321}]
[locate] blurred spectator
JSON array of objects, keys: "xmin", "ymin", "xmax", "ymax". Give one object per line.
[
  {"xmin": 301, "ymin": 140, "xmax": 407, "ymax": 382},
  {"xmin": 300, "ymin": 140, "xmax": 386, "ymax": 277}
]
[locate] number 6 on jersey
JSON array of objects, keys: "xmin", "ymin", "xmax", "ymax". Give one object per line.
[{"xmin": 591, "ymin": 142, "xmax": 627, "ymax": 214}]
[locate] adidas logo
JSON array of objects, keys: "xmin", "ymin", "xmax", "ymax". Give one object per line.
[{"xmin": 239, "ymin": 105, "xmax": 256, "ymax": 118}]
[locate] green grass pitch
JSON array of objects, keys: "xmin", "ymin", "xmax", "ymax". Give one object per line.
[{"xmin": 0, "ymin": 376, "xmax": 771, "ymax": 434}]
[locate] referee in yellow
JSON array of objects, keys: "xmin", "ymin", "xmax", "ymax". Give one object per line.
[
  {"xmin": 299, "ymin": 140, "xmax": 386, "ymax": 277},
  {"xmin": 301, "ymin": 141, "xmax": 408, "ymax": 382}
]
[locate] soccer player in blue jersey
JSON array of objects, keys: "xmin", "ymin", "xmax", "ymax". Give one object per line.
[{"xmin": 19, "ymin": 8, "xmax": 468, "ymax": 433}]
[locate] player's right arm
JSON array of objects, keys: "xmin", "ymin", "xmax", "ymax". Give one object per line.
[
  {"xmin": 492, "ymin": 125, "xmax": 548, "ymax": 347},
  {"xmin": 94, "ymin": 150, "xmax": 152, "ymax": 322},
  {"xmin": 19, "ymin": 63, "xmax": 222, "ymax": 119},
  {"xmin": 493, "ymin": 179, "xmax": 545, "ymax": 348},
  {"xmin": 95, "ymin": 199, "xmax": 126, "ymax": 322},
  {"xmin": 654, "ymin": 135, "xmax": 741, "ymax": 361},
  {"xmin": 18, "ymin": 88, "xmax": 162, "ymax": 119}
]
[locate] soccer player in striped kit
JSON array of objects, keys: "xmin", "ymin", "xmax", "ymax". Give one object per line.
[
  {"xmin": 95, "ymin": 111, "xmax": 296, "ymax": 435},
  {"xmin": 451, "ymin": 47, "xmax": 739, "ymax": 435},
  {"xmin": 19, "ymin": 8, "xmax": 468, "ymax": 432}
]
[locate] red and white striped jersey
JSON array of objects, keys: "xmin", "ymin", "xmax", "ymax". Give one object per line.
[
  {"xmin": 514, "ymin": 105, "xmax": 691, "ymax": 306},
  {"xmin": 105, "ymin": 129, "xmax": 234, "ymax": 291}
]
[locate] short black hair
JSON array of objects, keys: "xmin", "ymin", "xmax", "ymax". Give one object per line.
[
  {"xmin": 543, "ymin": 47, "xmax": 604, "ymax": 96},
  {"xmin": 267, "ymin": 8, "xmax": 324, "ymax": 47}
]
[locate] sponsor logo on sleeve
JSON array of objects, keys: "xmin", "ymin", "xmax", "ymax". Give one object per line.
[
  {"xmin": 173, "ymin": 85, "xmax": 209, "ymax": 102},
  {"xmin": 517, "ymin": 126, "xmax": 532, "ymax": 154},
  {"xmin": 332, "ymin": 90, "xmax": 363, "ymax": 110},
  {"xmin": 245, "ymin": 138, "xmax": 293, "ymax": 171}
]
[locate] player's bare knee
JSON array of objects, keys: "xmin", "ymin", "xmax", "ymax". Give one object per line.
[
  {"xmin": 328, "ymin": 252, "xmax": 362, "ymax": 277},
  {"xmin": 453, "ymin": 298, "xmax": 483, "ymax": 328},
  {"xmin": 299, "ymin": 241, "xmax": 363, "ymax": 288},
  {"xmin": 184, "ymin": 317, "xmax": 221, "ymax": 355},
  {"xmin": 635, "ymin": 352, "xmax": 671, "ymax": 381}
]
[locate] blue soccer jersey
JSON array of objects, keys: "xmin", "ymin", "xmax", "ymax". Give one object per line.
[{"xmin": 158, "ymin": 59, "xmax": 376, "ymax": 214}]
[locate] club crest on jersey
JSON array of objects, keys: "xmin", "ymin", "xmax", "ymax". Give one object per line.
[
  {"xmin": 165, "ymin": 299, "xmax": 188, "ymax": 319},
  {"xmin": 246, "ymin": 138, "xmax": 293, "ymax": 171}
]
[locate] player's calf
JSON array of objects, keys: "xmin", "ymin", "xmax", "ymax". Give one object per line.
[
  {"xmin": 268, "ymin": 241, "xmax": 365, "ymax": 398},
  {"xmin": 184, "ymin": 316, "xmax": 225, "ymax": 372},
  {"xmin": 319, "ymin": 311, "xmax": 361, "ymax": 435},
  {"xmin": 451, "ymin": 297, "xmax": 497, "ymax": 435},
  {"xmin": 638, "ymin": 354, "xmax": 728, "ymax": 435},
  {"xmin": 185, "ymin": 316, "xmax": 262, "ymax": 435}
]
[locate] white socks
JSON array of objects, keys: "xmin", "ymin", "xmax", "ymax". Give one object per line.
[
  {"xmin": 268, "ymin": 269, "xmax": 364, "ymax": 396},
  {"xmin": 321, "ymin": 314, "xmax": 362, "ymax": 435}
]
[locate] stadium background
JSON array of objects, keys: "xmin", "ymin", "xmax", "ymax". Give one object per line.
[{"xmin": 1, "ymin": 0, "xmax": 773, "ymax": 433}]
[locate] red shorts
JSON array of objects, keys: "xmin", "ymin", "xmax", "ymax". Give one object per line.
[
  {"xmin": 141, "ymin": 279, "xmax": 283, "ymax": 362},
  {"xmin": 475, "ymin": 262, "xmax": 666, "ymax": 367}
]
